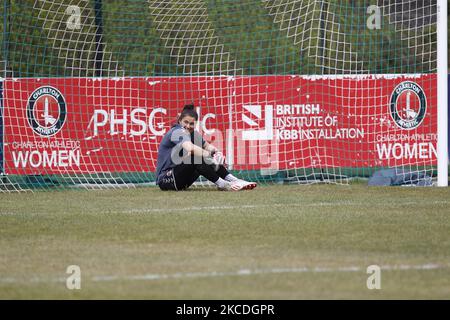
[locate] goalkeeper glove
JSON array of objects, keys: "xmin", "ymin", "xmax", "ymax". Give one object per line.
[
  {"xmin": 206, "ymin": 151, "xmax": 226, "ymax": 171},
  {"xmin": 213, "ymin": 151, "xmax": 226, "ymax": 167}
]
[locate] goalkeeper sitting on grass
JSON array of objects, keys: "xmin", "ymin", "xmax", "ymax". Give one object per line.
[{"xmin": 156, "ymin": 104, "xmax": 257, "ymax": 191}]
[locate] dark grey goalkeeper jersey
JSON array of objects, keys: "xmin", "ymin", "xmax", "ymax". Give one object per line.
[{"xmin": 155, "ymin": 124, "xmax": 205, "ymax": 184}]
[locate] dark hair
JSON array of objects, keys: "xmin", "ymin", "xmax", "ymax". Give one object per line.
[{"xmin": 178, "ymin": 104, "xmax": 198, "ymax": 122}]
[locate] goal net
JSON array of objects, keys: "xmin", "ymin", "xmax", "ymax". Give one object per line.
[{"xmin": 0, "ymin": 0, "xmax": 446, "ymax": 191}]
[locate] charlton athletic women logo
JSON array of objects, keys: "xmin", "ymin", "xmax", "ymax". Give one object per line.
[
  {"xmin": 27, "ymin": 86, "xmax": 67, "ymax": 136},
  {"xmin": 390, "ymin": 81, "xmax": 427, "ymax": 130}
]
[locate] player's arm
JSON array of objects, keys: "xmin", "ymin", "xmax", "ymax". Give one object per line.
[
  {"xmin": 181, "ymin": 141, "xmax": 211, "ymax": 158},
  {"xmin": 203, "ymin": 141, "xmax": 218, "ymax": 155}
]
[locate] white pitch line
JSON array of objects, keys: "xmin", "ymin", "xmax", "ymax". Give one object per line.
[
  {"xmin": 91, "ymin": 263, "xmax": 450, "ymax": 282},
  {"xmin": 122, "ymin": 200, "xmax": 450, "ymax": 214},
  {"xmin": 0, "ymin": 263, "xmax": 448, "ymax": 284},
  {"xmin": 118, "ymin": 203, "xmax": 335, "ymax": 214},
  {"xmin": 2, "ymin": 200, "xmax": 449, "ymax": 216}
]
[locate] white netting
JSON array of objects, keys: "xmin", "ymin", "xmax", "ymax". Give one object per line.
[
  {"xmin": 0, "ymin": 0, "xmax": 442, "ymax": 191},
  {"xmin": 34, "ymin": 0, "xmax": 123, "ymax": 77}
]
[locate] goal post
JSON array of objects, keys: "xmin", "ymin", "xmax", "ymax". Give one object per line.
[
  {"xmin": 0, "ymin": 0, "xmax": 448, "ymax": 191},
  {"xmin": 437, "ymin": 0, "xmax": 448, "ymax": 186}
]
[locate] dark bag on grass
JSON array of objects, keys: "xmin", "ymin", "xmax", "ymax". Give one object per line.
[{"xmin": 368, "ymin": 168, "xmax": 433, "ymax": 186}]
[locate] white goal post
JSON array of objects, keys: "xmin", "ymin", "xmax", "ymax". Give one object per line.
[{"xmin": 437, "ymin": 0, "xmax": 448, "ymax": 186}]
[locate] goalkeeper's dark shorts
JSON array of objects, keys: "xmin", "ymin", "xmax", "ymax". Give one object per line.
[
  {"xmin": 158, "ymin": 165, "xmax": 194, "ymax": 191},
  {"xmin": 158, "ymin": 162, "xmax": 229, "ymax": 191}
]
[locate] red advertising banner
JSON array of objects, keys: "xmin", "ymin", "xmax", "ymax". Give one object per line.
[
  {"xmin": 2, "ymin": 75, "xmax": 437, "ymax": 175},
  {"xmin": 231, "ymin": 75, "xmax": 437, "ymax": 170}
]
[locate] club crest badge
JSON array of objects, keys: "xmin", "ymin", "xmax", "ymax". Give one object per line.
[
  {"xmin": 390, "ymin": 81, "xmax": 426, "ymax": 130},
  {"xmin": 27, "ymin": 86, "xmax": 67, "ymax": 136}
]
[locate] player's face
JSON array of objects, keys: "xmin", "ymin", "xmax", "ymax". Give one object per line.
[{"xmin": 180, "ymin": 115, "xmax": 196, "ymax": 133}]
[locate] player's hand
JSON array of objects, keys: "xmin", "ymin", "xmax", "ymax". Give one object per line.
[
  {"xmin": 205, "ymin": 151, "xmax": 226, "ymax": 171},
  {"xmin": 213, "ymin": 152, "xmax": 226, "ymax": 166}
]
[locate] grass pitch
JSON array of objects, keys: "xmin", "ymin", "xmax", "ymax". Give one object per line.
[{"xmin": 0, "ymin": 184, "xmax": 450, "ymax": 299}]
